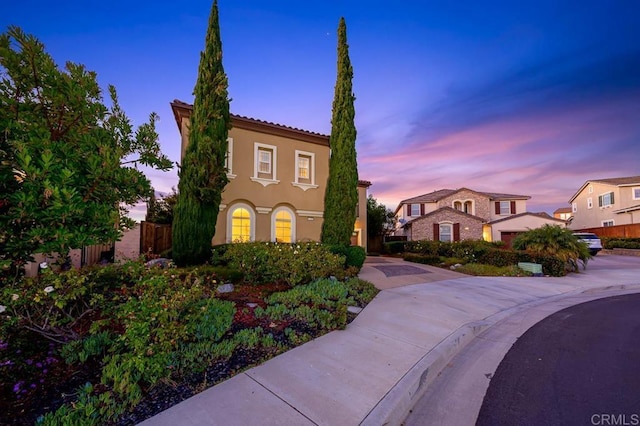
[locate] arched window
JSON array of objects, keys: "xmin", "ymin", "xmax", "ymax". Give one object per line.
[
  {"xmin": 453, "ymin": 201, "xmax": 462, "ymax": 211},
  {"xmin": 227, "ymin": 204, "xmax": 255, "ymax": 242},
  {"xmin": 272, "ymin": 207, "xmax": 295, "ymax": 243},
  {"xmin": 464, "ymin": 200, "xmax": 473, "ymax": 214}
]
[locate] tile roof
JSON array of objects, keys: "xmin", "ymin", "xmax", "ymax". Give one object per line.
[
  {"xmin": 170, "ymin": 99, "xmax": 329, "ymax": 139},
  {"xmin": 590, "ymin": 176, "xmax": 640, "ymax": 186},
  {"xmin": 397, "ymin": 187, "xmax": 530, "ymax": 208},
  {"xmin": 553, "ymin": 207, "xmax": 572, "ymax": 214},
  {"xmin": 402, "ymin": 206, "xmax": 484, "ymax": 227}
]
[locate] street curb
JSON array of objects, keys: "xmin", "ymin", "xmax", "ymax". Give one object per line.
[{"xmin": 360, "ymin": 283, "xmax": 640, "ymax": 426}]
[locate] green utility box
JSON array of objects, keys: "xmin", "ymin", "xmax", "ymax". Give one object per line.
[{"xmin": 517, "ymin": 262, "xmax": 543, "ymax": 276}]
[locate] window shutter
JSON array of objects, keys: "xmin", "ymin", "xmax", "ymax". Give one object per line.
[
  {"xmin": 610, "ymin": 192, "xmax": 614, "ymax": 204},
  {"xmin": 433, "ymin": 223, "xmax": 439, "ymax": 240},
  {"xmin": 420, "ymin": 204, "xmax": 425, "ymax": 215},
  {"xmin": 406, "ymin": 204, "xmax": 411, "ymax": 216},
  {"xmin": 495, "ymin": 202, "xmax": 500, "ymax": 214},
  {"xmin": 510, "ymin": 201, "xmax": 516, "ymax": 214},
  {"xmin": 598, "ymin": 195, "xmax": 603, "ymax": 207},
  {"xmin": 453, "ymin": 223, "xmax": 460, "ymax": 241}
]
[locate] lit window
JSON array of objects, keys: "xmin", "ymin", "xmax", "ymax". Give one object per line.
[
  {"xmin": 439, "ymin": 224, "xmax": 452, "ymax": 242},
  {"xmin": 231, "ymin": 208, "xmax": 251, "ymax": 242},
  {"xmin": 274, "ymin": 210, "xmax": 292, "ymax": 243},
  {"xmin": 258, "ymin": 149, "xmax": 271, "ymax": 174},
  {"xmin": 298, "ymin": 156, "xmax": 310, "ymax": 179}
]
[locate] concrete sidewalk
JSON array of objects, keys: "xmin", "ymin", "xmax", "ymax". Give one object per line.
[{"xmin": 140, "ymin": 256, "xmax": 640, "ymax": 426}]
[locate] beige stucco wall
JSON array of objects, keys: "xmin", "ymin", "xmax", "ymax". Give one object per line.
[
  {"xmin": 491, "ymin": 215, "xmax": 566, "ymax": 242},
  {"xmin": 488, "ymin": 199, "xmax": 527, "ymax": 222},
  {"xmin": 409, "ymin": 210, "xmax": 483, "ymax": 241},
  {"xmin": 569, "ymin": 182, "xmax": 638, "ymax": 229}
]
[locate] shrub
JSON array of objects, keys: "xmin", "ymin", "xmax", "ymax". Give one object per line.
[
  {"xmin": 512, "ymin": 225, "xmax": 590, "ymax": 272},
  {"xmin": 222, "ymin": 242, "xmax": 345, "ymax": 286},
  {"xmin": 345, "ymin": 246, "xmax": 366, "ymax": 269},
  {"xmin": 383, "ymin": 241, "xmax": 405, "ymax": 254},
  {"xmin": 603, "ymin": 238, "xmax": 640, "ymax": 249},
  {"xmin": 403, "ymin": 253, "xmax": 441, "ymax": 265},
  {"xmin": 456, "ymin": 263, "xmax": 533, "ymax": 277}
]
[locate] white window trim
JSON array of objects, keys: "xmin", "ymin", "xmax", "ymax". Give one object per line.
[
  {"xmin": 292, "ymin": 150, "xmax": 318, "ymax": 191},
  {"xmin": 587, "ymin": 197, "xmax": 593, "ymax": 209},
  {"xmin": 225, "ymin": 137, "xmax": 236, "ymax": 179},
  {"xmin": 588, "ymin": 185, "xmax": 593, "ymax": 194},
  {"xmin": 572, "ymin": 202, "xmax": 578, "ymax": 213},
  {"xmin": 633, "ymin": 187, "xmax": 640, "ymax": 200},
  {"xmin": 499, "ymin": 201, "xmax": 511, "ymax": 215},
  {"xmin": 602, "ymin": 219, "xmax": 615, "ymax": 227},
  {"xmin": 599, "ymin": 191, "xmax": 614, "ymax": 208},
  {"xmin": 439, "ymin": 222, "xmax": 453, "ymax": 242},
  {"xmin": 271, "ymin": 206, "xmax": 296, "ymax": 243},
  {"xmin": 410, "ymin": 204, "xmax": 420, "ymax": 216},
  {"xmin": 226, "ymin": 203, "xmax": 255, "ymax": 243},
  {"xmin": 251, "ymin": 142, "xmax": 279, "ymax": 187}
]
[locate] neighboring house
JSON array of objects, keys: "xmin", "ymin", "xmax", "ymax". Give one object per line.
[
  {"xmin": 170, "ymin": 100, "xmax": 370, "ymax": 250},
  {"xmin": 395, "ymin": 187, "xmax": 564, "ymax": 245},
  {"xmin": 568, "ymin": 176, "xmax": 640, "ymax": 230},
  {"xmin": 553, "ymin": 207, "xmax": 573, "ymax": 221}
]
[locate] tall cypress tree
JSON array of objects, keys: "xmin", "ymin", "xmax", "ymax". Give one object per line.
[
  {"xmin": 321, "ymin": 17, "xmax": 359, "ymax": 246},
  {"xmin": 172, "ymin": 0, "xmax": 230, "ymax": 266}
]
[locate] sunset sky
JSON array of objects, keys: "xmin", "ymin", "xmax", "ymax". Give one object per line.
[{"xmin": 4, "ymin": 1, "xmax": 639, "ymax": 219}]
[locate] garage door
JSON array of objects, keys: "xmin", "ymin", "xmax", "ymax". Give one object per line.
[{"xmin": 500, "ymin": 231, "xmax": 522, "ymax": 248}]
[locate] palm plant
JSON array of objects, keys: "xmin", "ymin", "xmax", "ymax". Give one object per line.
[{"xmin": 512, "ymin": 225, "xmax": 591, "ymax": 272}]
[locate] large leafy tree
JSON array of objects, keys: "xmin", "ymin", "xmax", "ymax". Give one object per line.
[
  {"xmin": 321, "ymin": 17, "xmax": 358, "ymax": 246},
  {"xmin": 0, "ymin": 26, "xmax": 172, "ymax": 278},
  {"xmin": 145, "ymin": 187, "xmax": 178, "ymax": 225},
  {"xmin": 172, "ymin": 0, "xmax": 231, "ymax": 266},
  {"xmin": 367, "ymin": 195, "xmax": 396, "ymax": 238}
]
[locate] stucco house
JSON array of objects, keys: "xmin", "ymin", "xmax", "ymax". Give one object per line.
[
  {"xmin": 567, "ymin": 175, "xmax": 640, "ymax": 230},
  {"xmin": 553, "ymin": 207, "xmax": 573, "ymax": 221},
  {"xmin": 395, "ymin": 187, "xmax": 565, "ymax": 246},
  {"xmin": 170, "ymin": 100, "xmax": 370, "ymax": 250}
]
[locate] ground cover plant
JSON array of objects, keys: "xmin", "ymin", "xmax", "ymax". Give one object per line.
[{"xmin": 0, "ymin": 245, "xmax": 378, "ymax": 425}]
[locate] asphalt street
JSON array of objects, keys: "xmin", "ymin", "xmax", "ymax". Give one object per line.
[{"xmin": 476, "ymin": 293, "xmax": 640, "ymax": 426}]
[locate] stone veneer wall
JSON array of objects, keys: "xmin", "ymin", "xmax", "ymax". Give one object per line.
[
  {"xmin": 438, "ymin": 189, "xmax": 491, "ymax": 221},
  {"xmin": 410, "ymin": 210, "xmax": 483, "ymax": 241}
]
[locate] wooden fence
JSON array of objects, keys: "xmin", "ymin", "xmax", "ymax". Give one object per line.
[
  {"xmin": 575, "ymin": 223, "xmax": 640, "ymax": 238},
  {"xmin": 140, "ymin": 221, "xmax": 172, "ymax": 255}
]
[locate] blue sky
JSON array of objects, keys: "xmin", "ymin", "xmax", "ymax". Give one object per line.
[{"xmin": 4, "ymin": 1, "xmax": 639, "ymax": 219}]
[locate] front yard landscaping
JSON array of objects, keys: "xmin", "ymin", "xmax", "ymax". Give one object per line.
[{"xmin": 0, "ymin": 242, "xmax": 377, "ymax": 425}]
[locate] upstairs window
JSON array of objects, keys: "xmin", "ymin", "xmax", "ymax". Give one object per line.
[
  {"xmin": 258, "ymin": 150, "xmax": 272, "ymax": 174},
  {"xmin": 598, "ymin": 192, "xmax": 615, "ymax": 207},
  {"xmin": 252, "ymin": 143, "xmax": 279, "ymax": 186},
  {"xmin": 410, "ymin": 204, "xmax": 420, "ymax": 216},
  {"xmin": 587, "ymin": 197, "xmax": 593, "ymax": 209},
  {"xmin": 496, "ymin": 201, "xmax": 516, "ymax": 215},
  {"xmin": 572, "ymin": 202, "xmax": 578, "ymax": 213},
  {"xmin": 292, "ymin": 150, "xmax": 317, "ymax": 191},
  {"xmin": 225, "ymin": 138, "xmax": 235, "ymax": 178},
  {"xmin": 633, "ymin": 187, "xmax": 640, "ymax": 200}
]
